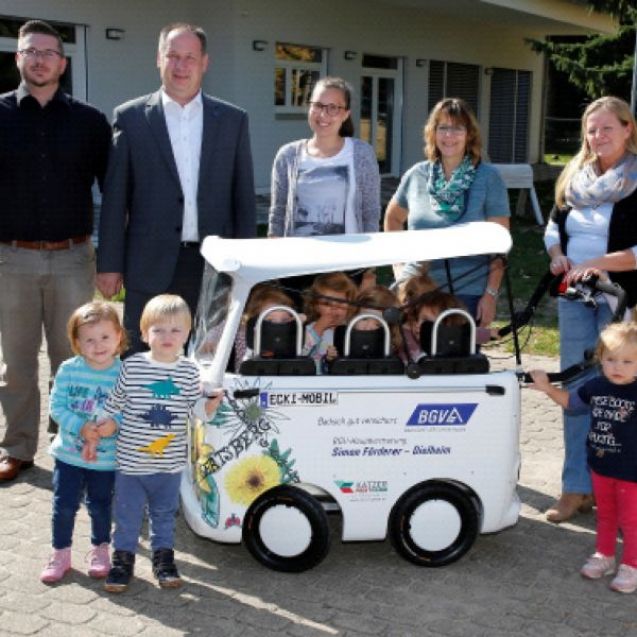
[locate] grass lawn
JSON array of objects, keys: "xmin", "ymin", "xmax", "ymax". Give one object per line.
[
  {"xmin": 495, "ymin": 215, "xmax": 559, "ymax": 358},
  {"xmin": 543, "ymin": 153, "xmax": 573, "ymax": 166}
]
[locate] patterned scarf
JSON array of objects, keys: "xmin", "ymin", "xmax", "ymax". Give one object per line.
[
  {"xmin": 566, "ymin": 152, "xmax": 637, "ymax": 209},
  {"xmin": 427, "ymin": 155, "xmax": 477, "ymax": 221}
]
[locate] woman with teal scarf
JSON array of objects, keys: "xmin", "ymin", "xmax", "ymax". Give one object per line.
[{"xmin": 384, "ymin": 98, "xmax": 510, "ymax": 328}]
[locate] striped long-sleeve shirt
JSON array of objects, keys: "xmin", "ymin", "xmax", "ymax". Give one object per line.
[
  {"xmin": 103, "ymin": 352, "xmax": 204, "ymax": 474},
  {"xmin": 49, "ymin": 356, "xmax": 121, "ymax": 471}
]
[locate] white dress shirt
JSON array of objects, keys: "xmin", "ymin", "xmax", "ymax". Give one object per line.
[{"xmin": 161, "ymin": 89, "xmax": 203, "ymax": 242}]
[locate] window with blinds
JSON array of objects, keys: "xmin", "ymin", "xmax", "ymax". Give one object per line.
[
  {"xmin": 488, "ymin": 68, "xmax": 531, "ymax": 162},
  {"xmin": 428, "ymin": 60, "xmax": 480, "ymax": 117}
]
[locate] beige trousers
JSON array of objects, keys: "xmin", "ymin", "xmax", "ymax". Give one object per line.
[{"xmin": 0, "ymin": 242, "xmax": 95, "ymax": 460}]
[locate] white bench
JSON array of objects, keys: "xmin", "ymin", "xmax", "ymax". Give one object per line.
[{"xmin": 492, "ymin": 163, "xmax": 544, "ymax": 225}]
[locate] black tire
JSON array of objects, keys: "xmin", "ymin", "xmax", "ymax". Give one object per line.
[
  {"xmin": 389, "ymin": 482, "xmax": 479, "ymax": 567},
  {"xmin": 242, "ymin": 486, "xmax": 330, "ymax": 572}
]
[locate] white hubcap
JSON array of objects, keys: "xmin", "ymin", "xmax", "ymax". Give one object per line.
[
  {"xmin": 408, "ymin": 499, "xmax": 461, "ymax": 551},
  {"xmin": 259, "ymin": 504, "xmax": 312, "ymax": 557}
]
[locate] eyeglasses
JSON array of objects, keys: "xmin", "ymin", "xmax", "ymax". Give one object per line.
[
  {"xmin": 18, "ymin": 48, "xmax": 63, "ymax": 61},
  {"xmin": 308, "ymin": 101, "xmax": 347, "ymax": 117},
  {"xmin": 436, "ymin": 125, "xmax": 467, "ymax": 136}
]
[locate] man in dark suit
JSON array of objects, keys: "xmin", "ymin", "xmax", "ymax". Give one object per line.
[{"xmin": 97, "ymin": 22, "xmax": 256, "ymax": 353}]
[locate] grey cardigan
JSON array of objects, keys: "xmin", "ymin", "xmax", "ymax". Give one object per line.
[{"xmin": 267, "ymin": 138, "xmax": 381, "ymax": 237}]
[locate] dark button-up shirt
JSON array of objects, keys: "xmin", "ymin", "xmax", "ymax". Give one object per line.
[{"xmin": 0, "ymin": 84, "xmax": 111, "ymax": 241}]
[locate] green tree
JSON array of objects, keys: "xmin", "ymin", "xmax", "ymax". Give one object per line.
[{"xmin": 527, "ymin": 0, "xmax": 636, "ymax": 101}]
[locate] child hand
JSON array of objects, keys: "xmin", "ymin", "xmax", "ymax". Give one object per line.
[
  {"xmin": 81, "ymin": 441, "xmax": 98, "ymax": 462},
  {"xmin": 80, "ymin": 421, "xmax": 99, "ymax": 443},
  {"xmin": 204, "ymin": 391, "xmax": 224, "ymax": 417},
  {"xmin": 96, "ymin": 418, "xmax": 117, "ymax": 438},
  {"xmin": 325, "ymin": 345, "xmax": 338, "ymax": 361},
  {"xmin": 528, "ymin": 370, "xmax": 550, "ymax": 392}
]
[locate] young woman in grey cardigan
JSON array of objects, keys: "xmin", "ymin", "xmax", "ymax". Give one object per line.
[{"xmin": 268, "ymin": 77, "xmax": 381, "ymax": 238}]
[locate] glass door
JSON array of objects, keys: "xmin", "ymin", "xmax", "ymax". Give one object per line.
[{"xmin": 360, "ymin": 56, "xmax": 402, "ymax": 176}]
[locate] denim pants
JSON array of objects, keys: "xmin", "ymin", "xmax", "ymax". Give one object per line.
[
  {"xmin": 112, "ymin": 471, "xmax": 182, "ymax": 553},
  {"xmin": 0, "ymin": 242, "xmax": 95, "ymax": 460},
  {"xmin": 558, "ymin": 298, "xmax": 613, "ymax": 494},
  {"xmin": 52, "ymin": 459, "xmax": 115, "ymax": 550}
]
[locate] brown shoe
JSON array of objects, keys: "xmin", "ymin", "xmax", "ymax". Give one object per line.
[
  {"xmin": 0, "ymin": 457, "xmax": 34, "ymax": 481},
  {"xmin": 546, "ymin": 493, "xmax": 592, "ymax": 523}
]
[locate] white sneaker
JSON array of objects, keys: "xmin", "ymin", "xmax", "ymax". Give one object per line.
[
  {"xmin": 610, "ymin": 564, "xmax": 637, "ymax": 594},
  {"xmin": 580, "ymin": 552, "xmax": 615, "ymax": 579}
]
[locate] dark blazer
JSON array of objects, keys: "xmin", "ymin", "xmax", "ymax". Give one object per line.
[{"xmin": 97, "ymin": 90, "xmax": 256, "ymax": 294}]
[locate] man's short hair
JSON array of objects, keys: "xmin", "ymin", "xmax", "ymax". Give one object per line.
[
  {"xmin": 158, "ymin": 22, "xmax": 207, "ymax": 55},
  {"xmin": 18, "ymin": 20, "xmax": 65, "ymax": 55}
]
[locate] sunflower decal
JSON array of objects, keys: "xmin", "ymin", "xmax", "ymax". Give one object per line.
[{"xmin": 224, "ymin": 455, "xmax": 281, "ymax": 506}]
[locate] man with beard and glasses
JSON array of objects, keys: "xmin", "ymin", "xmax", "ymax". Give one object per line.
[{"xmin": 0, "ymin": 20, "xmax": 111, "ymax": 481}]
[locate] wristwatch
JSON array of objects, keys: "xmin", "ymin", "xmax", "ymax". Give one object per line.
[{"xmin": 485, "ymin": 287, "xmax": 500, "ymax": 299}]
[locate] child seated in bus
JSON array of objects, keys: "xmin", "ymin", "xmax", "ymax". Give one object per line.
[
  {"xmin": 402, "ymin": 290, "xmax": 496, "ymax": 362},
  {"xmin": 303, "ymin": 272, "xmax": 357, "ymax": 372},
  {"xmin": 236, "ymin": 284, "xmax": 301, "ymax": 367},
  {"xmin": 345, "ymin": 285, "xmax": 402, "ymax": 357}
]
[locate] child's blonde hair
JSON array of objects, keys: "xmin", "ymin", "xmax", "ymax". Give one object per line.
[
  {"xmin": 67, "ymin": 301, "xmax": 128, "ymax": 356},
  {"xmin": 356, "ymin": 285, "xmax": 398, "ymax": 312},
  {"xmin": 243, "ymin": 284, "xmax": 294, "ymax": 323},
  {"xmin": 140, "ymin": 294, "xmax": 192, "ymax": 335},
  {"xmin": 596, "ymin": 322, "xmax": 637, "ymax": 361},
  {"xmin": 304, "ymin": 272, "xmax": 357, "ymax": 322}
]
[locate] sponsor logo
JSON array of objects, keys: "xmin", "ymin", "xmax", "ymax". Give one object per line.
[
  {"xmin": 260, "ymin": 391, "xmax": 338, "ymax": 407},
  {"xmin": 406, "ymin": 403, "xmax": 477, "ymax": 427},
  {"xmin": 335, "ymin": 480, "xmax": 388, "ymax": 494}
]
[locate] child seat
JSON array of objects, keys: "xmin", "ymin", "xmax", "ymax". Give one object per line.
[
  {"xmin": 330, "ymin": 314, "xmax": 404, "ymax": 375},
  {"xmin": 239, "ymin": 306, "xmax": 316, "ymax": 376},
  {"xmin": 417, "ymin": 309, "xmax": 489, "ymax": 375}
]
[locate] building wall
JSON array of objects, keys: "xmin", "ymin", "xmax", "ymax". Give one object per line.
[
  {"xmin": 1, "ymin": 0, "xmax": 598, "ymax": 190},
  {"xmin": 207, "ymin": 0, "xmax": 589, "ymax": 188}
]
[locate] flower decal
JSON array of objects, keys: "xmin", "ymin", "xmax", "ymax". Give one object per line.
[{"xmin": 224, "ymin": 454, "xmax": 281, "ymax": 506}]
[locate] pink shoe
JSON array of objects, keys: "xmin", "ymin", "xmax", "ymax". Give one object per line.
[
  {"xmin": 610, "ymin": 564, "xmax": 637, "ymax": 594},
  {"xmin": 87, "ymin": 543, "xmax": 111, "ymax": 578},
  {"xmin": 40, "ymin": 547, "xmax": 71, "ymax": 583},
  {"xmin": 580, "ymin": 552, "xmax": 616, "ymax": 579}
]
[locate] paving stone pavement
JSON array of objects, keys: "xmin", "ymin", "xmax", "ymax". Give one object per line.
[{"xmin": 2, "ymin": 347, "xmax": 637, "ymax": 637}]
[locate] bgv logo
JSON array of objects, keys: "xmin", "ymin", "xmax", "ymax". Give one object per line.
[{"xmin": 407, "ymin": 403, "xmax": 477, "ymax": 426}]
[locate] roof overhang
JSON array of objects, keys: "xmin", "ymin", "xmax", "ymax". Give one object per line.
[{"xmin": 375, "ymin": 0, "xmax": 617, "ymax": 34}]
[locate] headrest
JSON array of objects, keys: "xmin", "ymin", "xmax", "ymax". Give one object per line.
[
  {"xmin": 419, "ymin": 320, "xmax": 471, "ymax": 357},
  {"xmin": 334, "ymin": 324, "xmax": 386, "ymax": 359},
  {"xmin": 246, "ymin": 316, "xmax": 298, "ymax": 358}
]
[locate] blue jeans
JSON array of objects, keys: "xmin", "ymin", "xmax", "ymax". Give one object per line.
[
  {"xmin": 112, "ymin": 472, "xmax": 182, "ymax": 553},
  {"xmin": 52, "ymin": 459, "xmax": 115, "ymax": 549},
  {"xmin": 558, "ymin": 298, "xmax": 613, "ymax": 494}
]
